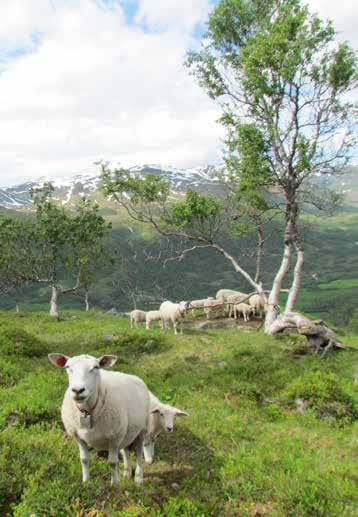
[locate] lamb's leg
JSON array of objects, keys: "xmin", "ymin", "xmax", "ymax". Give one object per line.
[
  {"xmin": 75, "ymin": 436, "xmax": 90, "ymax": 483},
  {"xmin": 173, "ymin": 320, "xmax": 177, "ymax": 335},
  {"xmin": 143, "ymin": 437, "xmax": 154, "ymax": 464},
  {"xmin": 122, "ymin": 448, "xmax": 132, "ymax": 478},
  {"xmin": 133, "ymin": 433, "xmax": 145, "ymax": 484},
  {"xmin": 108, "ymin": 445, "xmax": 120, "ymax": 485}
]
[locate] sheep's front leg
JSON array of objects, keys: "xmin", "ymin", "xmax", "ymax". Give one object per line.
[
  {"xmin": 108, "ymin": 445, "xmax": 120, "ymax": 485},
  {"xmin": 122, "ymin": 448, "xmax": 132, "ymax": 478},
  {"xmin": 75, "ymin": 436, "xmax": 90, "ymax": 483},
  {"xmin": 173, "ymin": 320, "xmax": 177, "ymax": 335}
]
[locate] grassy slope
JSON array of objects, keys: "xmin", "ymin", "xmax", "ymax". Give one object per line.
[{"xmin": 0, "ymin": 311, "xmax": 357, "ymax": 516}]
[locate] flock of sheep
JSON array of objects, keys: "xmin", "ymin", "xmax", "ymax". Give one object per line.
[
  {"xmin": 130, "ymin": 289, "xmax": 266, "ymax": 334},
  {"xmin": 48, "ymin": 353, "xmax": 188, "ymax": 485}
]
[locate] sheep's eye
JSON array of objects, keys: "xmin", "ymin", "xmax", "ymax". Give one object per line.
[
  {"xmin": 90, "ymin": 366, "xmax": 99, "ymax": 372},
  {"xmin": 160, "ymin": 413, "xmax": 164, "ymax": 417}
]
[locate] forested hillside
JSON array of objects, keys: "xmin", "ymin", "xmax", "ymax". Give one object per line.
[{"xmin": 1, "ymin": 165, "xmax": 358, "ymax": 330}]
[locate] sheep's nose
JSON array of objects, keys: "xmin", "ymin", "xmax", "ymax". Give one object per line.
[
  {"xmin": 167, "ymin": 426, "xmax": 173, "ymax": 432},
  {"xmin": 72, "ymin": 387, "xmax": 85, "ymax": 395}
]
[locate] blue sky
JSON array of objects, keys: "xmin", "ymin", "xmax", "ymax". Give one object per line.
[{"xmin": 0, "ymin": 0, "xmax": 356, "ymax": 186}]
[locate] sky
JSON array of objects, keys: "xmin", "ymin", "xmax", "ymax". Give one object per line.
[{"xmin": 0, "ymin": 0, "xmax": 357, "ymax": 187}]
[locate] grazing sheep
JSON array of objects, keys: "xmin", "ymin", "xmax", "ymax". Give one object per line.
[
  {"xmin": 130, "ymin": 309, "xmax": 147, "ymax": 328},
  {"xmin": 143, "ymin": 392, "xmax": 189, "ymax": 464},
  {"xmin": 216, "ymin": 289, "xmax": 243, "ymax": 316},
  {"xmin": 159, "ymin": 300, "xmax": 190, "ymax": 335},
  {"xmin": 145, "ymin": 310, "xmax": 163, "ymax": 330},
  {"xmin": 234, "ymin": 302, "xmax": 254, "ymax": 322},
  {"xmin": 226, "ymin": 292, "xmax": 249, "ymax": 318},
  {"xmin": 190, "ymin": 297, "xmax": 214, "ymax": 317},
  {"xmin": 48, "ymin": 353, "xmax": 150, "ymax": 485},
  {"xmin": 249, "ymin": 294, "xmax": 266, "ymax": 318},
  {"xmin": 203, "ymin": 298, "xmax": 223, "ymax": 320}
]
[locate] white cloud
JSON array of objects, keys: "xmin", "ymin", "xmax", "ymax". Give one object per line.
[
  {"xmin": 307, "ymin": 0, "xmax": 358, "ymax": 49},
  {"xmin": 135, "ymin": 0, "xmax": 211, "ymax": 32},
  {"xmin": 0, "ymin": 0, "xmax": 356, "ymax": 187},
  {"xmin": 0, "ymin": 0, "xmax": 223, "ymax": 186}
]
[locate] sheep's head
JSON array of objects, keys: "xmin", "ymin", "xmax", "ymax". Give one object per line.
[
  {"xmin": 48, "ymin": 353, "xmax": 117, "ymax": 403},
  {"xmin": 179, "ymin": 301, "xmax": 191, "ymax": 317},
  {"xmin": 151, "ymin": 403, "xmax": 189, "ymax": 432}
]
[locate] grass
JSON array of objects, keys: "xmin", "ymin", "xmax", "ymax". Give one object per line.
[{"xmin": 0, "ymin": 310, "xmax": 358, "ymax": 516}]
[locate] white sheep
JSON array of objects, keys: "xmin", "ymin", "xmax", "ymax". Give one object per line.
[
  {"xmin": 143, "ymin": 392, "xmax": 189, "ymax": 464},
  {"xmin": 249, "ymin": 294, "xmax": 266, "ymax": 318},
  {"xmin": 226, "ymin": 292, "xmax": 249, "ymax": 318},
  {"xmin": 190, "ymin": 297, "xmax": 214, "ymax": 317},
  {"xmin": 234, "ymin": 302, "xmax": 254, "ymax": 322},
  {"xmin": 48, "ymin": 353, "xmax": 150, "ymax": 485},
  {"xmin": 216, "ymin": 289, "xmax": 243, "ymax": 316},
  {"xmin": 145, "ymin": 310, "xmax": 163, "ymax": 330},
  {"xmin": 130, "ymin": 309, "xmax": 147, "ymax": 328},
  {"xmin": 159, "ymin": 300, "xmax": 190, "ymax": 335},
  {"xmin": 203, "ymin": 298, "xmax": 223, "ymax": 320}
]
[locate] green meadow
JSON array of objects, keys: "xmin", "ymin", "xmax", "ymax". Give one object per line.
[{"xmin": 0, "ymin": 311, "xmax": 357, "ymax": 516}]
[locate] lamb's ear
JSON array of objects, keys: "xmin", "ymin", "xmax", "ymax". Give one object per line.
[
  {"xmin": 98, "ymin": 355, "xmax": 118, "ymax": 368},
  {"xmin": 175, "ymin": 408, "xmax": 189, "ymax": 417},
  {"xmin": 48, "ymin": 353, "xmax": 69, "ymax": 369},
  {"xmin": 151, "ymin": 405, "xmax": 161, "ymax": 414}
]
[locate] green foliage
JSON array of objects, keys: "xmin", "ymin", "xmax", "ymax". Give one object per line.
[
  {"xmin": 168, "ymin": 190, "xmax": 221, "ymax": 230},
  {"xmin": 187, "ymin": 0, "xmax": 357, "ymax": 212},
  {"xmin": 101, "ymin": 163, "xmax": 170, "ymax": 205}
]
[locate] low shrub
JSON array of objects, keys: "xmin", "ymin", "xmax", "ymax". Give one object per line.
[
  {"xmin": 0, "ymin": 326, "xmax": 48, "ymax": 357},
  {"xmin": 283, "ymin": 370, "xmax": 358, "ymax": 422}
]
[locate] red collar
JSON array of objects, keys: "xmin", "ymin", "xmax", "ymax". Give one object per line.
[{"xmin": 76, "ymin": 394, "xmax": 99, "ymax": 415}]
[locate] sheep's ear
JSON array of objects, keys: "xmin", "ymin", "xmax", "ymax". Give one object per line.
[
  {"xmin": 151, "ymin": 406, "xmax": 160, "ymax": 414},
  {"xmin": 98, "ymin": 355, "xmax": 118, "ymax": 368},
  {"xmin": 48, "ymin": 353, "xmax": 69, "ymax": 369},
  {"xmin": 175, "ymin": 409, "xmax": 189, "ymax": 417}
]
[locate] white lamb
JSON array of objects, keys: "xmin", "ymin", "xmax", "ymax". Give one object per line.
[
  {"xmin": 143, "ymin": 392, "xmax": 189, "ymax": 464},
  {"xmin": 130, "ymin": 309, "xmax": 147, "ymax": 328},
  {"xmin": 159, "ymin": 300, "xmax": 190, "ymax": 335},
  {"xmin": 249, "ymin": 294, "xmax": 266, "ymax": 318},
  {"xmin": 48, "ymin": 353, "xmax": 150, "ymax": 485},
  {"xmin": 145, "ymin": 310, "xmax": 163, "ymax": 330},
  {"xmin": 234, "ymin": 302, "xmax": 254, "ymax": 322},
  {"xmin": 226, "ymin": 292, "xmax": 249, "ymax": 318}
]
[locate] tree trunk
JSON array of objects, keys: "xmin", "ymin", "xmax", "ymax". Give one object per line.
[
  {"xmin": 84, "ymin": 289, "xmax": 89, "ymax": 312},
  {"xmin": 254, "ymin": 226, "xmax": 264, "ymax": 283},
  {"xmin": 50, "ymin": 285, "xmax": 59, "ymax": 317},
  {"xmin": 285, "ymin": 232, "xmax": 304, "ymax": 313}
]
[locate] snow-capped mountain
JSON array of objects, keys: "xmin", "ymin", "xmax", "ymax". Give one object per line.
[{"xmin": 0, "ymin": 164, "xmax": 223, "ymax": 210}]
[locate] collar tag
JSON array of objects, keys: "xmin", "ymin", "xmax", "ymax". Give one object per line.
[{"xmin": 80, "ymin": 413, "xmax": 92, "ymax": 429}]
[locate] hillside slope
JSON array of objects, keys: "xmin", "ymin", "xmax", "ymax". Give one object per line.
[{"xmin": 0, "ymin": 311, "xmax": 357, "ymax": 515}]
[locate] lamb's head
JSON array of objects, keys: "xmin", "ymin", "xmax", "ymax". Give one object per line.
[
  {"xmin": 48, "ymin": 353, "xmax": 117, "ymax": 403},
  {"xmin": 151, "ymin": 403, "xmax": 189, "ymax": 432}
]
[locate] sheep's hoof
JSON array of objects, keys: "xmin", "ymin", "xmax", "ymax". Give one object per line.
[
  {"xmin": 134, "ymin": 475, "xmax": 144, "ymax": 484},
  {"xmin": 123, "ymin": 469, "xmax": 131, "ymax": 479},
  {"xmin": 145, "ymin": 457, "xmax": 153, "ymax": 465}
]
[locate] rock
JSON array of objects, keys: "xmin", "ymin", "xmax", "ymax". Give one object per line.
[
  {"xmin": 103, "ymin": 334, "xmax": 116, "ymax": 343},
  {"xmin": 171, "ymin": 483, "xmax": 180, "ymax": 491},
  {"xmin": 106, "ymin": 308, "xmax": 119, "ymax": 315},
  {"xmin": 295, "ymin": 398, "xmax": 305, "ymax": 413}
]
